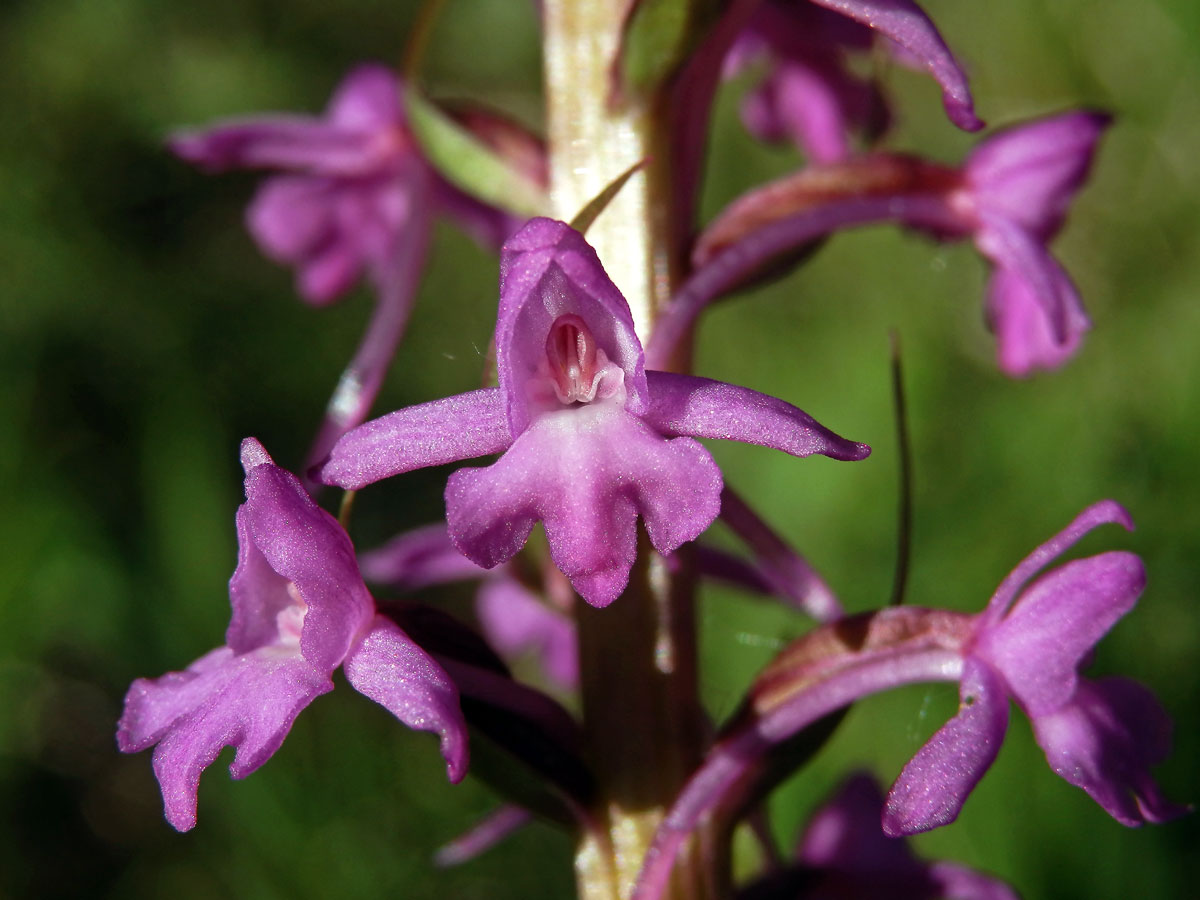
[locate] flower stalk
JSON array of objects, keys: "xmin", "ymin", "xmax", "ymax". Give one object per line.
[{"xmin": 543, "ymin": 2, "xmax": 708, "ymax": 896}]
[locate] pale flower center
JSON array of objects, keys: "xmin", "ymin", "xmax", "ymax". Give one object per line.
[
  {"xmin": 276, "ymin": 581, "xmax": 309, "ymax": 646},
  {"xmin": 537, "ymin": 314, "xmax": 624, "ymax": 407}
]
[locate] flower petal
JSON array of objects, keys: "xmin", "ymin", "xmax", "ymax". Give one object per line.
[
  {"xmin": 985, "ymin": 263, "xmax": 1088, "ymax": 377},
  {"xmin": 799, "ymin": 773, "xmax": 920, "ymax": 873},
  {"xmin": 246, "ymin": 174, "xmax": 394, "ymax": 306},
  {"xmin": 974, "ymin": 214, "xmax": 1090, "ymax": 349},
  {"xmin": 170, "ymin": 65, "xmax": 404, "ymax": 176},
  {"xmin": 983, "ymin": 500, "xmax": 1134, "ymax": 625},
  {"xmin": 225, "ymin": 506, "xmax": 297, "ymax": 654},
  {"xmin": 445, "ymin": 403, "xmax": 722, "ymax": 607},
  {"xmin": 975, "ymin": 551, "xmax": 1144, "ymax": 717},
  {"xmin": 315, "ymin": 388, "xmax": 512, "ymax": 489},
  {"xmin": 170, "ymin": 118, "xmax": 380, "ymax": 175},
  {"xmin": 743, "ymin": 63, "xmax": 854, "ymax": 163},
  {"xmin": 927, "ymin": 862, "xmax": 1021, "ymax": 900},
  {"xmin": 239, "ymin": 438, "xmax": 373, "ymax": 673},
  {"xmin": 360, "ymin": 523, "xmax": 487, "ymax": 588},
  {"xmin": 883, "ymin": 657, "xmax": 1008, "ymax": 835},
  {"xmin": 644, "ymin": 371, "xmax": 870, "ymax": 461},
  {"xmin": 497, "ymin": 218, "xmax": 649, "ymax": 434},
  {"xmin": 343, "ymin": 615, "xmax": 470, "ymax": 783},
  {"xmin": 811, "ymin": 0, "xmax": 981, "ymax": 131},
  {"xmin": 967, "ymin": 111, "xmax": 1111, "ymax": 241},
  {"xmin": 246, "ymin": 175, "xmax": 337, "ymax": 264},
  {"xmin": 1031, "ymin": 677, "xmax": 1186, "ymax": 826},
  {"xmin": 116, "ymin": 646, "xmax": 332, "ymax": 831},
  {"xmin": 325, "ymin": 64, "xmax": 404, "ymax": 132},
  {"xmin": 476, "ymin": 578, "xmax": 579, "ymax": 689}
]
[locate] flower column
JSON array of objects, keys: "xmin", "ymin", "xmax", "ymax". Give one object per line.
[{"xmin": 542, "ymin": 3, "xmax": 709, "ymax": 898}]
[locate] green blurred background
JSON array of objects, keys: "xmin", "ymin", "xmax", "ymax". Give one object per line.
[{"xmin": 1, "ymin": 0, "xmax": 1197, "ymax": 897}]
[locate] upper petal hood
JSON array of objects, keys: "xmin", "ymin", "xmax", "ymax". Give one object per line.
[
  {"xmin": 238, "ymin": 438, "xmax": 374, "ymax": 673},
  {"xmin": 325, "ymin": 64, "xmax": 406, "ymax": 132},
  {"xmin": 497, "ymin": 218, "xmax": 649, "ymax": 434}
]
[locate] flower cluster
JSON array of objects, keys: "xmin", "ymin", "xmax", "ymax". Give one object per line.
[{"xmin": 119, "ymin": 1, "xmax": 1184, "ymax": 897}]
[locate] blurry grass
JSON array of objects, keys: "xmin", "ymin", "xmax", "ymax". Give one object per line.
[{"xmin": 1, "ymin": 0, "xmax": 1197, "ymax": 898}]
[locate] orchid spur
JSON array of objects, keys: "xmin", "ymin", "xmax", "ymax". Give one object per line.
[
  {"xmin": 117, "ymin": 439, "xmax": 468, "ymax": 830},
  {"xmin": 317, "ymin": 217, "xmax": 870, "ymax": 608}
]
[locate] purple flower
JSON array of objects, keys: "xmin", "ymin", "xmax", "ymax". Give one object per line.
[
  {"xmin": 726, "ymin": 0, "xmax": 981, "ymax": 162},
  {"xmin": 739, "ymin": 773, "xmax": 1016, "ymax": 899},
  {"xmin": 117, "ymin": 438, "xmax": 468, "ymax": 831},
  {"xmin": 960, "ymin": 112, "xmax": 1109, "ymax": 375},
  {"xmin": 632, "ymin": 502, "xmax": 1180, "ymax": 897},
  {"xmin": 172, "ymin": 65, "xmax": 540, "ymax": 476},
  {"xmin": 317, "ymin": 218, "xmax": 869, "ymax": 608},
  {"xmin": 655, "ymin": 112, "xmax": 1109, "ymax": 377},
  {"xmin": 884, "ymin": 500, "xmax": 1186, "ymax": 834},
  {"xmin": 171, "ymin": 64, "xmax": 517, "ymax": 305},
  {"xmin": 725, "ymin": 3, "xmax": 888, "ymax": 163}
]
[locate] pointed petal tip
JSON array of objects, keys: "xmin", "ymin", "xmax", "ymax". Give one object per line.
[
  {"xmin": 166, "ymin": 128, "xmax": 236, "ymax": 172},
  {"xmin": 949, "ymin": 106, "xmax": 985, "ymax": 134},
  {"xmin": 502, "ymin": 216, "xmax": 572, "ymax": 254},
  {"xmin": 239, "ymin": 437, "xmax": 273, "ymax": 474},
  {"xmin": 880, "ymin": 790, "xmax": 960, "ymax": 837},
  {"xmin": 570, "ymin": 569, "xmax": 627, "ymax": 608},
  {"xmin": 879, "ymin": 807, "xmax": 929, "ymax": 838},
  {"xmin": 164, "ymin": 804, "xmax": 199, "ymax": 833},
  {"xmin": 165, "ymin": 130, "xmax": 203, "ymax": 162},
  {"xmin": 847, "ymin": 441, "xmax": 872, "ymax": 461},
  {"xmin": 1066, "ymin": 497, "xmax": 1135, "ymax": 541},
  {"xmin": 443, "ymin": 738, "xmax": 470, "ymax": 784},
  {"xmin": 344, "ymin": 617, "xmax": 471, "ymax": 786},
  {"xmin": 1108, "ymin": 500, "xmax": 1135, "ymax": 532}
]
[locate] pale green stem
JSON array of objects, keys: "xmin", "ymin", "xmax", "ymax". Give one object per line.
[{"xmin": 543, "ymin": 3, "xmax": 709, "ymax": 899}]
